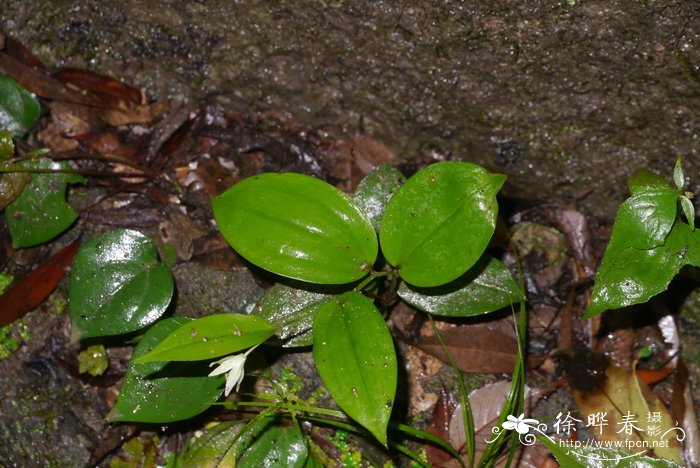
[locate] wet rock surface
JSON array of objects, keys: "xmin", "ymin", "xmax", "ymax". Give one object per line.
[{"xmin": 2, "ymin": 0, "xmax": 699, "ymax": 218}]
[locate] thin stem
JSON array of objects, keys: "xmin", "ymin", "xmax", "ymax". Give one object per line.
[
  {"xmin": 235, "ymin": 400, "xmax": 347, "ymax": 419},
  {"xmin": 353, "ymin": 271, "xmax": 391, "ymax": 292}
]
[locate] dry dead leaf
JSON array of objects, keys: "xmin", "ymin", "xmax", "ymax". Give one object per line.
[
  {"xmin": 572, "ymin": 364, "xmax": 683, "ymax": 463},
  {"xmin": 448, "ymin": 381, "xmax": 551, "ymax": 468},
  {"xmin": 415, "ymin": 323, "xmax": 545, "ymax": 374},
  {"xmin": 53, "ymin": 68, "xmax": 144, "ymax": 109},
  {"xmin": 425, "ymin": 388, "xmax": 458, "ymax": 466}
]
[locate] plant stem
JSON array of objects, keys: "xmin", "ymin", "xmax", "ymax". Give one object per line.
[{"xmin": 353, "ymin": 271, "xmax": 391, "ymax": 292}]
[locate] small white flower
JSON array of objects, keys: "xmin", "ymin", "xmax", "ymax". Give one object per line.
[
  {"xmin": 208, "ymin": 345, "xmax": 258, "ymax": 396},
  {"xmin": 502, "ymin": 413, "xmax": 539, "ymax": 435}
]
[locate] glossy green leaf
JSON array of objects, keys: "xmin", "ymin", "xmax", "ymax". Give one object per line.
[
  {"xmin": 313, "ymin": 291, "xmax": 396, "ymax": 445},
  {"xmin": 0, "ymin": 130, "xmax": 13, "ymax": 159},
  {"xmin": 379, "ymin": 161, "xmax": 506, "ymax": 287},
  {"xmin": 673, "ymin": 157, "xmax": 684, "ymax": 190},
  {"xmin": 136, "ymin": 313, "xmax": 274, "ymax": 362},
  {"xmin": 613, "ymin": 187, "xmax": 681, "ymax": 250},
  {"xmin": 627, "ymin": 170, "xmax": 674, "ymax": 195},
  {"xmin": 681, "ymin": 195, "xmax": 695, "ymax": 229},
  {"xmin": 251, "ymin": 283, "xmax": 333, "ymax": 347},
  {"xmin": 538, "ymin": 435, "xmax": 682, "ymax": 467},
  {"xmin": 0, "ymin": 75, "xmax": 40, "ymax": 137},
  {"xmin": 175, "ymin": 421, "xmax": 242, "ymax": 467},
  {"xmin": 212, "ymin": 172, "xmax": 377, "ymax": 284},
  {"xmin": 0, "ymin": 171, "xmax": 30, "ymax": 211},
  {"xmin": 69, "ymin": 229, "xmax": 173, "ymax": 339},
  {"xmin": 585, "ymin": 221, "xmax": 693, "ymax": 318},
  {"xmin": 397, "ymin": 254, "xmax": 523, "ymax": 317},
  {"xmin": 237, "ymin": 417, "xmax": 307, "ymax": 468},
  {"xmin": 6, "ymin": 158, "xmax": 84, "ymax": 248},
  {"xmin": 108, "ymin": 317, "xmax": 224, "ymax": 423},
  {"xmin": 352, "ymin": 163, "xmax": 404, "ymax": 232}
]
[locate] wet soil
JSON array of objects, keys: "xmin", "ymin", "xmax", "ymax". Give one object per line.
[{"xmin": 2, "ymin": 0, "xmax": 700, "ymax": 219}]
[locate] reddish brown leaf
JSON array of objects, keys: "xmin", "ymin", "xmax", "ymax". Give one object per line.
[
  {"xmin": 54, "ymin": 68, "xmax": 143, "ymax": 109},
  {"xmin": 425, "ymin": 388, "xmax": 457, "ymax": 466},
  {"xmin": 416, "ymin": 324, "xmax": 544, "ymax": 373},
  {"xmin": 2, "ymin": 34, "xmax": 46, "ymax": 70},
  {"xmin": 0, "ymin": 51, "xmax": 93, "ymax": 105},
  {"xmin": 0, "ymin": 238, "xmax": 80, "ymax": 327},
  {"xmin": 636, "ymin": 367, "xmax": 674, "ymax": 386}
]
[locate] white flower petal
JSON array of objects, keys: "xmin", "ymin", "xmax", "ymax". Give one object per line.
[
  {"xmin": 502, "ymin": 421, "xmax": 517, "ymax": 431},
  {"xmin": 515, "ymin": 423, "xmax": 530, "ymax": 435},
  {"xmin": 224, "ymin": 363, "xmax": 245, "ymax": 396},
  {"xmin": 208, "ymin": 354, "xmax": 246, "ymax": 377}
]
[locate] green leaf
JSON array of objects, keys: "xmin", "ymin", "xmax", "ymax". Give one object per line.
[
  {"xmin": 6, "ymin": 158, "xmax": 84, "ymax": 248},
  {"xmin": 237, "ymin": 417, "xmax": 308, "ymax": 468},
  {"xmin": 673, "ymin": 157, "xmax": 684, "ymax": 190},
  {"xmin": 585, "ymin": 221, "xmax": 693, "ymax": 318},
  {"xmin": 212, "ymin": 172, "xmax": 377, "ymax": 285},
  {"xmin": 175, "ymin": 421, "xmax": 242, "ymax": 468},
  {"xmin": 136, "ymin": 313, "xmax": 274, "ymax": 362},
  {"xmin": 681, "ymin": 195, "xmax": 695, "ymax": 229},
  {"xmin": 108, "ymin": 317, "xmax": 224, "ymax": 423},
  {"xmin": 352, "ymin": 163, "xmax": 404, "ymax": 232},
  {"xmin": 0, "ymin": 75, "xmax": 41, "ymax": 137},
  {"xmin": 251, "ymin": 283, "xmax": 333, "ymax": 347},
  {"xmin": 613, "ymin": 188, "xmax": 681, "ymax": 250},
  {"xmin": 538, "ymin": 435, "xmax": 682, "ymax": 467},
  {"xmin": 627, "ymin": 170, "xmax": 674, "ymax": 195},
  {"xmin": 397, "ymin": 254, "xmax": 523, "ymax": 317},
  {"xmin": 69, "ymin": 229, "xmax": 174, "ymax": 339},
  {"xmin": 379, "ymin": 161, "xmax": 506, "ymax": 287},
  {"xmin": 313, "ymin": 291, "xmax": 396, "ymax": 445},
  {"xmin": 0, "ymin": 130, "xmax": 13, "ymax": 159}
]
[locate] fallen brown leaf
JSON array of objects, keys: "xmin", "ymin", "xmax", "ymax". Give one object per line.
[
  {"xmin": 416, "ymin": 323, "xmax": 545, "ymax": 374},
  {"xmin": 0, "ymin": 238, "xmax": 80, "ymax": 327}
]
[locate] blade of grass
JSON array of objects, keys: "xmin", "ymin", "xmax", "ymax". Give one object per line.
[
  {"xmin": 478, "ymin": 249, "xmax": 527, "ymax": 468},
  {"xmin": 429, "ymin": 314, "xmax": 474, "ymax": 468}
]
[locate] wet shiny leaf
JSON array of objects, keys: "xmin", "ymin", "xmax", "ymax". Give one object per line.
[
  {"xmin": 69, "ymin": 229, "xmax": 173, "ymax": 339},
  {"xmin": 212, "ymin": 172, "xmax": 377, "ymax": 284},
  {"xmin": 251, "ymin": 283, "xmax": 333, "ymax": 347},
  {"xmin": 613, "ymin": 187, "xmax": 680, "ymax": 250},
  {"xmin": 175, "ymin": 421, "xmax": 242, "ymax": 468},
  {"xmin": 680, "ymin": 195, "xmax": 695, "ymax": 229},
  {"xmin": 6, "ymin": 158, "xmax": 84, "ymax": 248},
  {"xmin": 398, "ymin": 254, "xmax": 523, "ymax": 317},
  {"xmin": 627, "ymin": 170, "xmax": 674, "ymax": 195},
  {"xmin": 313, "ymin": 291, "xmax": 396, "ymax": 446},
  {"xmin": 673, "ymin": 157, "xmax": 684, "ymax": 190},
  {"xmin": 379, "ymin": 161, "xmax": 505, "ymax": 287},
  {"xmin": 0, "ymin": 75, "xmax": 40, "ymax": 137},
  {"xmin": 586, "ymin": 221, "xmax": 695, "ymax": 317},
  {"xmin": 0, "ymin": 129, "xmax": 13, "ymax": 159},
  {"xmin": 135, "ymin": 313, "xmax": 274, "ymax": 362},
  {"xmin": 352, "ymin": 163, "xmax": 404, "ymax": 232},
  {"xmin": 237, "ymin": 417, "xmax": 307, "ymax": 468},
  {"xmin": 108, "ymin": 317, "xmax": 224, "ymax": 423}
]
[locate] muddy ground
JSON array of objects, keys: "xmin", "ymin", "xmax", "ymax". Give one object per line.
[{"xmin": 2, "ymin": 0, "xmax": 700, "ymax": 219}]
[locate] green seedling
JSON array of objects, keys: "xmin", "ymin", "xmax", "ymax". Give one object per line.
[{"xmin": 586, "ymin": 158, "xmax": 699, "ymax": 317}]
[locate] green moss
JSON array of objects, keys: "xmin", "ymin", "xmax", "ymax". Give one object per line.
[{"xmin": 77, "ymin": 344, "xmax": 109, "ymax": 376}]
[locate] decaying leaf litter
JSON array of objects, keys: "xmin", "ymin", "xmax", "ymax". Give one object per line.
[{"xmin": 0, "ymin": 31, "xmax": 699, "ymax": 467}]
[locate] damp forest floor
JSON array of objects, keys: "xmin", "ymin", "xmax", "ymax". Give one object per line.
[{"xmin": 0, "ymin": 26, "xmax": 700, "ymax": 467}]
